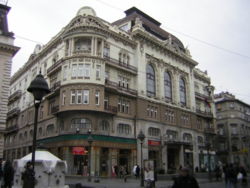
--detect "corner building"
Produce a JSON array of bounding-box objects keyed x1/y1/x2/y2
[{"x1": 4, "y1": 7, "x2": 216, "y2": 175}]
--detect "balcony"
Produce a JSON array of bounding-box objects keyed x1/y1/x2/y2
[
  {"x1": 51, "y1": 105, "x2": 59, "y2": 114},
  {"x1": 105, "y1": 79, "x2": 137, "y2": 97},
  {"x1": 73, "y1": 50, "x2": 91, "y2": 55},
  {"x1": 7, "y1": 107, "x2": 20, "y2": 119},
  {"x1": 104, "y1": 105, "x2": 117, "y2": 114},
  {"x1": 204, "y1": 127, "x2": 216, "y2": 135},
  {"x1": 47, "y1": 81, "x2": 61, "y2": 98},
  {"x1": 196, "y1": 109, "x2": 213, "y2": 118},
  {"x1": 104, "y1": 56, "x2": 137, "y2": 75},
  {"x1": 195, "y1": 92, "x2": 211, "y2": 100},
  {"x1": 47, "y1": 59, "x2": 62, "y2": 76},
  {"x1": 8, "y1": 90, "x2": 22, "y2": 104},
  {"x1": 5, "y1": 124, "x2": 18, "y2": 133}
]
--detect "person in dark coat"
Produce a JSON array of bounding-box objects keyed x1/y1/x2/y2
[
  {"x1": 224, "y1": 163, "x2": 237, "y2": 188},
  {"x1": 172, "y1": 167, "x2": 199, "y2": 188},
  {"x1": 21, "y1": 161, "x2": 35, "y2": 188},
  {"x1": 135, "y1": 165, "x2": 140, "y2": 179},
  {"x1": 3, "y1": 160, "x2": 14, "y2": 188}
]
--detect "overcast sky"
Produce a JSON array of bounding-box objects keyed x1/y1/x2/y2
[{"x1": 6, "y1": 0, "x2": 250, "y2": 103}]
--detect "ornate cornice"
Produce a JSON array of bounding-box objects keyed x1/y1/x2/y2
[
  {"x1": 0, "y1": 42, "x2": 19, "y2": 56},
  {"x1": 132, "y1": 29, "x2": 198, "y2": 68}
]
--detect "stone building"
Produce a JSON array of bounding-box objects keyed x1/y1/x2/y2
[
  {"x1": 4, "y1": 6, "x2": 216, "y2": 175},
  {"x1": 0, "y1": 3, "x2": 19, "y2": 158},
  {"x1": 215, "y1": 92, "x2": 250, "y2": 168}
]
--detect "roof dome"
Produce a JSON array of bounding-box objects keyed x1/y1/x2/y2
[{"x1": 77, "y1": 6, "x2": 96, "y2": 17}]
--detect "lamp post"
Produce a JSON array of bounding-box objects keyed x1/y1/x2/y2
[
  {"x1": 87, "y1": 129, "x2": 93, "y2": 182},
  {"x1": 206, "y1": 142, "x2": 211, "y2": 181},
  {"x1": 27, "y1": 71, "x2": 50, "y2": 187},
  {"x1": 137, "y1": 130, "x2": 145, "y2": 187}
]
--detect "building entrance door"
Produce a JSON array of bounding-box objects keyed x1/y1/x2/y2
[
  {"x1": 119, "y1": 149, "x2": 131, "y2": 175},
  {"x1": 100, "y1": 147, "x2": 109, "y2": 176},
  {"x1": 167, "y1": 148, "x2": 178, "y2": 173}
]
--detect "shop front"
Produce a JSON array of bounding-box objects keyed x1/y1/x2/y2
[{"x1": 148, "y1": 140, "x2": 161, "y2": 170}]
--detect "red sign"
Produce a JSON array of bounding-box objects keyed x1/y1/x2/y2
[
  {"x1": 72, "y1": 147, "x2": 88, "y2": 155},
  {"x1": 148, "y1": 140, "x2": 161, "y2": 146}
]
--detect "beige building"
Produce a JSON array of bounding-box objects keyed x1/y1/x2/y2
[
  {"x1": 215, "y1": 92, "x2": 250, "y2": 169},
  {"x1": 4, "y1": 7, "x2": 216, "y2": 175},
  {"x1": 0, "y1": 3, "x2": 19, "y2": 158}
]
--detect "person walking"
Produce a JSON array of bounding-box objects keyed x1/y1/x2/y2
[
  {"x1": 3, "y1": 160, "x2": 14, "y2": 188},
  {"x1": 21, "y1": 161, "x2": 35, "y2": 188},
  {"x1": 239, "y1": 166, "x2": 247, "y2": 187},
  {"x1": 135, "y1": 165, "x2": 140, "y2": 179},
  {"x1": 224, "y1": 163, "x2": 237, "y2": 188},
  {"x1": 171, "y1": 167, "x2": 199, "y2": 188}
]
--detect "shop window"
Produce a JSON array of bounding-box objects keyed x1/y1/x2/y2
[
  {"x1": 148, "y1": 127, "x2": 160, "y2": 137},
  {"x1": 71, "y1": 118, "x2": 91, "y2": 130},
  {"x1": 117, "y1": 124, "x2": 131, "y2": 135}
]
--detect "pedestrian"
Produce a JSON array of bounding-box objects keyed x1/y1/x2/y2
[
  {"x1": 171, "y1": 167, "x2": 199, "y2": 188},
  {"x1": 239, "y1": 166, "x2": 247, "y2": 187},
  {"x1": 3, "y1": 160, "x2": 14, "y2": 188},
  {"x1": 135, "y1": 165, "x2": 140, "y2": 179},
  {"x1": 224, "y1": 163, "x2": 237, "y2": 188},
  {"x1": 132, "y1": 164, "x2": 137, "y2": 177},
  {"x1": 215, "y1": 164, "x2": 222, "y2": 181},
  {"x1": 21, "y1": 161, "x2": 35, "y2": 188}
]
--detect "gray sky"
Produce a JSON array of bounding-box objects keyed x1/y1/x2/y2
[{"x1": 7, "y1": 0, "x2": 250, "y2": 103}]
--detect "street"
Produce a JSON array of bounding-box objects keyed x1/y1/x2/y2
[{"x1": 66, "y1": 176, "x2": 249, "y2": 188}]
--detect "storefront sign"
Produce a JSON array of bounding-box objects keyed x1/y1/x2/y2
[
  {"x1": 72, "y1": 147, "x2": 87, "y2": 155},
  {"x1": 148, "y1": 140, "x2": 161, "y2": 146}
]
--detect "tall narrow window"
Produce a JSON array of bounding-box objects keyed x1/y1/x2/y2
[
  {"x1": 77, "y1": 90, "x2": 82, "y2": 104},
  {"x1": 84, "y1": 64, "x2": 90, "y2": 78},
  {"x1": 62, "y1": 92, "x2": 66, "y2": 105},
  {"x1": 96, "y1": 65, "x2": 101, "y2": 80},
  {"x1": 164, "y1": 71, "x2": 172, "y2": 101},
  {"x1": 63, "y1": 65, "x2": 68, "y2": 80},
  {"x1": 83, "y1": 90, "x2": 89, "y2": 104},
  {"x1": 78, "y1": 64, "x2": 84, "y2": 78},
  {"x1": 71, "y1": 64, "x2": 77, "y2": 78},
  {"x1": 71, "y1": 90, "x2": 76, "y2": 104},
  {"x1": 179, "y1": 78, "x2": 186, "y2": 105},
  {"x1": 146, "y1": 64, "x2": 156, "y2": 97},
  {"x1": 103, "y1": 43, "x2": 110, "y2": 58},
  {"x1": 95, "y1": 91, "x2": 100, "y2": 105}
]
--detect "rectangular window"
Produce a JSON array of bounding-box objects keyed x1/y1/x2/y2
[
  {"x1": 71, "y1": 64, "x2": 77, "y2": 78},
  {"x1": 105, "y1": 71, "x2": 109, "y2": 80},
  {"x1": 71, "y1": 90, "x2": 76, "y2": 104},
  {"x1": 77, "y1": 90, "x2": 82, "y2": 104},
  {"x1": 118, "y1": 98, "x2": 121, "y2": 112},
  {"x1": 95, "y1": 91, "x2": 100, "y2": 105},
  {"x1": 84, "y1": 64, "x2": 90, "y2": 78},
  {"x1": 103, "y1": 44, "x2": 110, "y2": 57},
  {"x1": 83, "y1": 90, "x2": 89, "y2": 104},
  {"x1": 96, "y1": 65, "x2": 101, "y2": 80},
  {"x1": 62, "y1": 92, "x2": 66, "y2": 105},
  {"x1": 122, "y1": 99, "x2": 125, "y2": 113},
  {"x1": 78, "y1": 64, "x2": 84, "y2": 78},
  {"x1": 125, "y1": 101, "x2": 130, "y2": 114},
  {"x1": 63, "y1": 65, "x2": 68, "y2": 80}
]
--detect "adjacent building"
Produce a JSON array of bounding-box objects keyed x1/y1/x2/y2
[
  {"x1": 4, "y1": 6, "x2": 216, "y2": 175},
  {"x1": 0, "y1": 3, "x2": 19, "y2": 158},
  {"x1": 215, "y1": 92, "x2": 250, "y2": 169}
]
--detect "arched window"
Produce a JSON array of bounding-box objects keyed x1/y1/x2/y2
[
  {"x1": 24, "y1": 131, "x2": 27, "y2": 141},
  {"x1": 183, "y1": 133, "x2": 192, "y2": 143},
  {"x1": 99, "y1": 120, "x2": 110, "y2": 132},
  {"x1": 117, "y1": 124, "x2": 131, "y2": 135},
  {"x1": 146, "y1": 64, "x2": 156, "y2": 96},
  {"x1": 179, "y1": 78, "x2": 186, "y2": 105},
  {"x1": 30, "y1": 130, "x2": 33, "y2": 138},
  {"x1": 166, "y1": 130, "x2": 178, "y2": 141},
  {"x1": 164, "y1": 71, "x2": 172, "y2": 101},
  {"x1": 71, "y1": 118, "x2": 91, "y2": 130},
  {"x1": 148, "y1": 127, "x2": 160, "y2": 137},
  {"x1": 197, "y1": 136, "x2": 204, "y2": 145},
  {"x1": 38, "y1": 127, "x2": 43, "y2": 137},
  {"x1": 46, "y1": 124, "x2": 55, "y2": 136}
]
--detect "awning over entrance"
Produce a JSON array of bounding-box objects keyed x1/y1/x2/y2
[{"x1": 72, "y1": 147, "x2": 88, "y2": 155}]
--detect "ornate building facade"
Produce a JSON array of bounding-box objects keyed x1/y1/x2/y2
[
  {"x1": 0, "y1": 3, "x2": 19, "y2": 158},
  {"x1": 215, "y1": 92, "x2": 250, "y2": 169},
  {"x1": 4, "y1": 7, "x2": 216, "y2": 175}
]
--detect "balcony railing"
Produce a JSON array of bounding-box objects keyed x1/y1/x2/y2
[
  {"x1": 50, "y1": 81, "x2": 61, "y2": 92},
  {"x1": 5, "y1": 124, "x2": 18, "y2": 133},
  {"x1": 104, "y1": 56, "x2": 137, "y2": 74},
  {"x1": 8, "y1": 90, "x2": 22, "y2": 103},
  {"x1": 47, "y1": 60, "x2": 62, "y2": 75},
  {"x1": 104, "y1": 105, "x2": 117, "y2": 114},
  {"x1": 105, "y1": 79, "x2": 137, "y2": 96},
  {"x1": 51, "y1": 105, "x2": 59, "y2": 114},
  {"x1": 196, "y1": 109, "x2": 213, "y2": 118},
  {"x1": 7, "y1": 107, "x2": 20, "y2": 118},
  {"x1": 73, "y1": 50, "x2": 91, "y2": 55},
  {"x1": 204, "y1": 127, "x2": 216, "y2": 134}
]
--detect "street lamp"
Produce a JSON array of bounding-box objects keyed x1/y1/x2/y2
[
  {"x1": 87, "y1": 129, "x2": 93, "y2": 182},
  {"x1": 27, "y1": 71, "x2": 50, "y2": 187},
  {"x1": 205, "y1": 142, "x2": 211, "y2": 181},
  {"x1": 137, "y1": 130, "x2": 145, "y2": 187}
]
